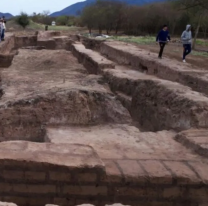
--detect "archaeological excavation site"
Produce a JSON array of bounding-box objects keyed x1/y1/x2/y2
[{"x1": 1, "y1": 31, "x2": 208, "y2": 206}]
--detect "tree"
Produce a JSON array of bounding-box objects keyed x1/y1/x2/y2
[
  {"x1": 56, "y1": 16, "x2": 69, "y2": 25},
  {"x1": 175, "y1": 0, "x2": 208, "y2": 10},
  {"x1": 42, "y1": 10, "x2": 50, "y2": 17},
  {"x1": 175, "y1": 0, "x2": 207, "y2": 49},
  {"x1": 15, "y1": 12, "x2": 30, "y2": 29},
  {"x1": 81, "y1": 5, "x2": 97, "y2": 34}
]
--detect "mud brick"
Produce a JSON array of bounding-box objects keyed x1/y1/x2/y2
[
  {"x1": 63, "y1": 185, "x2": 107, "y2": 195},
  {"x1": 1, "y1": 197, "x2": 27, "y2": 206},
  {"x1": 28, "y1": 197, "x2": 53, "y2": 206},
  {"x1": 53, "y1": 197, "x2": 75, "y2": 206},
  {"x1": 163, "y1": 187, "x2": 184, "y2": 199},
  {"x1": 49, "y1": 172, "x2": 71, "y2": 182},
  {"x1": 117, "y1": 160, "x2": 147, "y2": 184},
  {"x1": 103, "y1": 160, "x2": 122, "y2": 183},
  {"x1": 188, "y1": 161, "x2": 208, "y2": 184},
  {"x1": 1, "y1": 170, "x2": 24, "y2": 180},
  {"x1": 25, "y1": 171, "x2": 46, "y2": 181},
  {"x1": 163, "y1": 161, "x2": 201, "y2": 185},
  {"x1": 189, "y1": 188, "x2": 208, "y2": 202},
  {"x1": 75, "y1": 173, "x2": 97, "y2": 182},
  {"x1": 115, "y1": 186, "x2": 161, "y2": 198},
  {"x1": 140, "y1": 160, "x2": 172, "y2": 184},
  {"x1": 12, "y1": 184, "x2": 56, "y2": 194},
  {"x1": 0, "y1": 183, "x2": 13, "y2": 193}
]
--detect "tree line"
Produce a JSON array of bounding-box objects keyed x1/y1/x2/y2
[
  {"x1": 81, "y1": 0, "x2": 208, "y2": 39},
  {"x1": 14, "y1": 0, "x2": 208, "y2": 49}
]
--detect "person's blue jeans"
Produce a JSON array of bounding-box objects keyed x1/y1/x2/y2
[
  {"x1": 1, "y1": 29, "x2": 5, "y2": 40},
  {"x1": 183, "y1": 44, "x2": 191, "y2": 60}
]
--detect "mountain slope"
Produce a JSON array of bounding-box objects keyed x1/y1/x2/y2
[
  {"x1": 0, "y1": 12, "x2": 13, "y2": 19},
  {"x1": 50, "y1": 0, "x2": 167, "y2": 17}
]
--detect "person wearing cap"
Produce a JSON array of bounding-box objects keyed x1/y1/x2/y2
[
  {"x1": 156, "y1": 25, "x2": 171, "y2": 59},
  {"x1": 181, "y1": 25, "x2": 192, "y2": 63}
]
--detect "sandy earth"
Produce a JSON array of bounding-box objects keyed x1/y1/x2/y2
[
  {"x1": 1, "y1": 31, "x2": 208, "y2": 205},
  {"x1": 1, "y1": 49, "x2": 108, "y2": 103},
  {"x1": 137, "y1": 43, "x2": 208, "y2": 69}
]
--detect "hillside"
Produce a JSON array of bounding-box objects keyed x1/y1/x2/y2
[
  {"x1": 0, "y1": 12, "x2": 13, "y2": 19},
  {"x1": 50, "y1": 0, "x2": 167, "y2": 17}
]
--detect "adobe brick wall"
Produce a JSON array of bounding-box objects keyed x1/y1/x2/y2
[
  {"x1": 175, "y1": 129, "x2": 208, "y2": 158},
  {"x1": 53, "y1": 36, "x2": 74, "y2": 50},
  {"x1": 0, "y1": 54, "x2": 15, "y2": 68},
  {"x1": 0, "y1": 141, "x2": 208, "y2": 206},
  {"x1": 71, "y1": 43, "x2": 115, "y2": 75},
  {"x1": 38, "y1": 31, "x2": 61, "y2": 40},
  {"x1": 1, "y1": 159, "x2": 207, "y2": 206},
  {"x1": 37, "y1": 40, "x2": 56, "y2": 50},
  {"x1": 100, "y1": 41, "x2": 208, "y2": 96},
  {"x1": 103, "y1": 67, "x2": 208, "y2": 131},
  {"x1": 0, "y1": 35, "x2": 15, "y2": 54},
  {"x1": 0, "y1": 142, "x2": 107, "y2": 206},
  {"x1": 0, "y1": 90, "x2": 130, "y2": 141},
  {"x1": 81, "y1": 36, "x2": 106, "y2": 52},
  {"x1": 15, "y1": 36, "x2": 37, "y2": 49}
]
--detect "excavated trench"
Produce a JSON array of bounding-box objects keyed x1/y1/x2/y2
[{"x1": 1, "y1": 32, "x2": 208, "y2": 206}]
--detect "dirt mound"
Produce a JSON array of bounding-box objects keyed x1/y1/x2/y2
[
  {"x1": 37, "y1": 31, "x2": 61, "y2": 40},
  {"x1": 0, "y1": 49, "x2": 130, "y2": 142}
]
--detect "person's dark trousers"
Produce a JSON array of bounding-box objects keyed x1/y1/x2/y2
[
  {"x1": 158, "y1": 42, "x2": 166, "y2": 58},
  {"x1": 183, "y1": 44, "x2": 191, "y2": 60},
  {"x1": 1, "y1": 29, "x2": 5, "y2": 40}
]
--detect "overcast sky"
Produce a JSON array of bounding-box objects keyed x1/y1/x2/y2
[{"x1": 1, "y1": 0, "x2": 84, "y2": 15}]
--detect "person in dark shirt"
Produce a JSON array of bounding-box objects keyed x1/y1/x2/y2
[{"x1": 156, "y1": 25, "x2": 171, "y2": 59}]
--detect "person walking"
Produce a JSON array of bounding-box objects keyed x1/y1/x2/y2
[
  {"x1": 156, "y1": 25, "x2": 171, "y2": 59},
  {"x1": 181, "y1": 25, "x2": 192, "y2": 63}
]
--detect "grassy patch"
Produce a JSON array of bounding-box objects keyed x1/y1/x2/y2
[
  {"x1": 48, "y1": 25, "x2": 77, "y2": 31},
  {"x1": 196, "y1": 39, "x2": 208, "y2": 47},
  {"x1": 28, "y1": 21, "x2": 44, "y2": 30},
  {"x1": 111, "y1": 36, "x2": 155, "y2": 45},
  {"x1": 7, "y1": 19, "x2": 77, "y2": 31},
  {"x1": 191, "y1": 51, "x2": 208, "y2": 57}
]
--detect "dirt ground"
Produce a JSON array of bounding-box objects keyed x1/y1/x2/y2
[
  {"x1": 137, "y1": 43, "x2": 208, "y2": 69},
  {"x1": 1, "y1": 31, "x2": 208, "y2": 205}
]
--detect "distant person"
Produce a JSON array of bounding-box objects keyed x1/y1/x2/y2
[
  {"x1": 156, "y1": 25, "x2": 171, "y2": 59},
  {"x1": 0, "y1": 19, "x2": 3, "y2": 43},
  {"x1": 1, "y1": 17, "x2": 6, "y2": 41},
  {"x1": 181, "y1": 25, "x2": 192, "y2": 63}
]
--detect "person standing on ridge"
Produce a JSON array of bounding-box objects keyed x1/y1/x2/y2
[
  {"x1": 0, "y1": 19, "x2": 3, "y2": 43},
  {"x1": 181, "y1": 25, "x2": 192, "y2": 63},
  {"x1": 156, "y1": 25, "x2": 171, "y2": 59},
  {"x1": 1, "y1": 16, "x2": 6, "y2": 41}
]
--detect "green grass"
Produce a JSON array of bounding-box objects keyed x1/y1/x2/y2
[
  {"x1": 7, "y1": 19, "x2": 77, "y2": 31},
  {"x1": 191, "y1": 51, "x2": 208, "y2": 57},
  {"x1": 196, "y1": 39, "x2": 208, "y2": 47},
  {"x1": 47, "y1": 25, "x2": 77, "y2": 31},
  {"x1": 111, "y1": 36, "x2": 208, "y2": 48},
  {"x1": 29, "y1": 21, "x2": 77, "y2": 31},
  {"x1": 28, "y1": 20, "x2": 44, "y2": 30},
  {"x1": 173, "y1": 48, "x2": 208, "y2": 57},
  {"x1": 111, "y1": 36, "x2": 155, "y2": 45}
]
